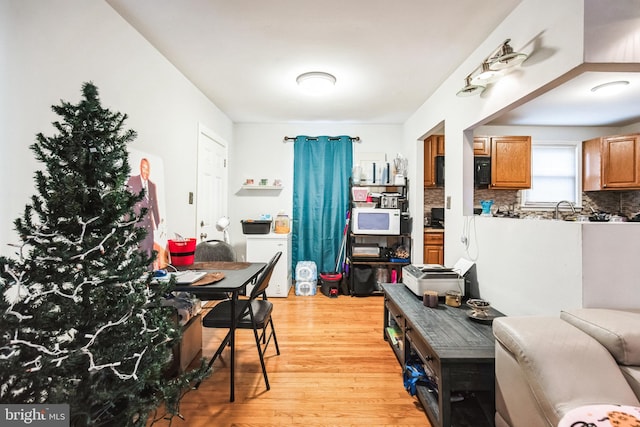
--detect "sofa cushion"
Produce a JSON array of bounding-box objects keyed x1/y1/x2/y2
[
  {"x1": 560, "y1": 309, "x2": 640, "y2": 366},
  {"x1": 493, "y1": 316, "x2": 639, "y2": 424},
  {"x1": 620, "y1": 366, "x2": 640, "y2": 399}
]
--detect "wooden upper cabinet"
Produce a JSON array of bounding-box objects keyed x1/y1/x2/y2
[
  {"x1": 424, "y1": 136, "x2": 435, "y2": 187},
  {"x1": 583, "y1": 137, "x2": 603, "y2": 191},
  {"x1": 603, "y1": 134, "x2": 640, "y2": 189},
  {"x1": 490, "y1": 136, "x2": 531, "y2": 189},
  {"x1": 473, "y1": 136, "x2": 491, "y2": 156},
  {"x1": 424, "y1": 135, "x2": 444, "y2": 187},
  {"x1": 435, "y1": 135, "x2": 445, "y2": 156},
  {"x1": 583, "y1": 134, "x2": 640, "y2": 190}
]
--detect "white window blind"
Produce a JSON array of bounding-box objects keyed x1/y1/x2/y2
[{"x1": 522, "y1": 142, "x2": 581, "y2": 208}]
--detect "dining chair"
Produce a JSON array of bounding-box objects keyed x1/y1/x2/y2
[
  {"x1": 194, "y1": 239, "x2": 237, "y2": 262},
  {"x1": 200, "y1": 251, "x2": 282, "y2": 392},
  {"x1": 193, "y1": 239, "x2": 237, "y2": 301}
]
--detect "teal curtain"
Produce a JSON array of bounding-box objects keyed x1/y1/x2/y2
[{"x1": 292, "y1": 136, "x2": 353, "y2": 274}]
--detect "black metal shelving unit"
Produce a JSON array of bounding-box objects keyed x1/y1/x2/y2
[{"x1": 346, "y1": 178, "x2": 412, "y2": 296}]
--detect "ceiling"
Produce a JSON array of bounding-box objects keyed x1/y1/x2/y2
[
  {"x1": 106, "y1": 0, "x2": 521, "y2": 124},
  {"x1": 488, "y1": 70, "x2": 640, "y2": 127},
  {"x1": 106, "y1": 0, "x2": 640, "y2": 127}
]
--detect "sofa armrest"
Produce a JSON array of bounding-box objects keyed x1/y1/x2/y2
[{"x1": 493, "y1": 316, "x2": 639, "y2": 426}]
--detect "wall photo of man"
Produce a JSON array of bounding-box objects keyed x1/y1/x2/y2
[{"x1": 127, "y1": 150, "x2": 168, "y2": 269}]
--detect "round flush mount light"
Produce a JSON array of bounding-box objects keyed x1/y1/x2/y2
[
  {"x1": 296, "y1": 71, "x2": 336, "y2": 95},
  {"x1": 590, "y1": 80, "x2": 630, "y2": 94}
]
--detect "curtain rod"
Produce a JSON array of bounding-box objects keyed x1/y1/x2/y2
[{"x1": 283, "y1": 136, "x2": 360, "y2": 143}]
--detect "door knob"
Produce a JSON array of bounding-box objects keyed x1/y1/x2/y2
[{"x1": 200, "y1": 233, "x2": 207, "y2": 240}]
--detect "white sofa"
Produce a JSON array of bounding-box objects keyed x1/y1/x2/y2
[{"x1": 492, "y1": 308, "x2": 640, "y2": 427}]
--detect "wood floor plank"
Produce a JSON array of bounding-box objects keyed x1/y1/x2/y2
[{"x1": 149, "y1": 289, "x2": 430, "y2": 426}]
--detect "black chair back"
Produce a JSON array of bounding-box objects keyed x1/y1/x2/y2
[
  {"x1": 249, "y1": 251, "x2": 282, "y2": 299},
  {"x1": 194, "y1": 239, "x2": 237, "y2": 262}
]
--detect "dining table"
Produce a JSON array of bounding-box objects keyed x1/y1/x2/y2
[{"x1": 173, "y1": 261, "x2": 266, "y2": 402}]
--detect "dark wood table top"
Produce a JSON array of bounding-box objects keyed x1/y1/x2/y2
[{"x1": 382, "y1": 283, "x2": 503, "y2": 361}]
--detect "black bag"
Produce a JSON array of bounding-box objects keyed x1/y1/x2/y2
[{"x1": 351, "y1": 265, "x2": 375, "y2": 296}]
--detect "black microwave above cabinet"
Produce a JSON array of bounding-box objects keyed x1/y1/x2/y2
[{"x1": 474, "y1": 157, "x2": 491, "y2": 187}]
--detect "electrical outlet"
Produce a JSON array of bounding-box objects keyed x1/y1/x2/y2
[
  {"x1": 446, "y1": 196, "x2": 451, "y2": 209},
  {"x1": 188, "y1": 192, "x2": 194, "y2": 204}
]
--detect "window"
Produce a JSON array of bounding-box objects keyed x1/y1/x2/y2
[{"x1": 521, "y1": 142, "x2": 581, "y2": 209}]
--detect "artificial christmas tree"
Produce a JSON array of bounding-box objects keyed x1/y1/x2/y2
[{"x1": 0, "y1": 82, "x2": 208, "y2": 426}]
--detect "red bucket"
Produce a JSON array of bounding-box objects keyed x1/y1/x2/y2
[
  {"x1": 320, "y1": 272, "x2": 342, "y2": 297},
  {"x1": 168, "y1": 238, "x2": 197, "y2": 266}
]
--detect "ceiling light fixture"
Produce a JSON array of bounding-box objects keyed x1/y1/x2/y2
[
  {"x1": 457, "y1": 38, "x2": 527, "y2": 97},
  {"x1": 590, "y1": 80, "x2": 630, "y2": 94},
  {"x1": 456, "y1": 77, "x2": 486, "y2": 97},
  {"x1": 470, "y1": 62, "x2": 503, "y2": 85},
  {"x1": 487, "y1": 39, "x2": 528, "y2": 71},
  {"x1": 296, "y1": 71, "x2": 336, "y2": 95}
]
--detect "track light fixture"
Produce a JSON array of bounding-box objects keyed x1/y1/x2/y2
[
  {"x1": 488, "y1": 39, "x2": 528, "y2": 70},
  {"x1": 456, "y1": 77, "x2": 485, "y2": 97},
  {"x1": 457, "y1": 38, "x2": 527, "y2": 97}
]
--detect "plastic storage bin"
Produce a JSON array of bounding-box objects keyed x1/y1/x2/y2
[{"x1": 241, "y1": 220, "x2": 272, "y2": 234}]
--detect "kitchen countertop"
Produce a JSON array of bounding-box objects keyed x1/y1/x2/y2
[{"x1": 424, "y1": 227, "x2": 445, "y2": 232}]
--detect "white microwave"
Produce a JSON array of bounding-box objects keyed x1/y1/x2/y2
[{"x1": 351, "y1": 208, "x2": 401, "y2": 235}]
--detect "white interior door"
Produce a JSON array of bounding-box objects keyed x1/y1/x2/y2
[{"x1": 196, "y1": 124, "x2": 228, "y2": 242}]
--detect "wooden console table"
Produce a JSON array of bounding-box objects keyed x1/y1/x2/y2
[{"x1": 382, "y1": 283, "x2": 502, "y2": 427}]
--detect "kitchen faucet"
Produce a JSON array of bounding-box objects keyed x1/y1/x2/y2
[{"x1": 554, "y1": 200, "x2": 576, "y2": 220}]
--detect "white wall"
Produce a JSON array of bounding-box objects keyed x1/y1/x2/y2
[
  {"x1": 403, "y1": 0, "x2": 640, "y2": 316},
  {"x1": 230, "y1": 122, "x2": 404, "y2": 257},
  {"x1": 582, "y1": 223, "x2": 640, "y2": 309},
  {"x1": 0, "y1": 0, "x2": 232, "y2": 257},
  {"x1": 4, "y1": 0, "x2": 638, "y2": 315},
  {"x1": 467, "y1": 217, "x2": 584, "y2": 316}
]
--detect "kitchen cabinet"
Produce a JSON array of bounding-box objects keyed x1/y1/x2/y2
[
  {"x1": 473, "y1": 136, "x2": 491, "y2": 156},
  {"x1": 489, "y1": 136, "x2": 531, "y2": 189},
  {"x1": 424, "y1": 135, "x2": 444, "y2": 187},
  {"x1": 583, "y1": 134, "x2": 640, "y2": 191},
  {"x1": 424, "y1": 231, "x2": 444, "y2": 265},
  {"x1": 246, "y1": 232, "x2": 292, "y2": 297}
]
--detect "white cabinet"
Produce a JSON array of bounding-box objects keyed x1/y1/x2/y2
[{"x1": 246, "y1": 232, "x2": 292, "y2": 297}]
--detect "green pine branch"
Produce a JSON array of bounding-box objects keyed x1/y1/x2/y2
[{"x1": 0, "y1": 82, "x2": 209, "y2": 426}]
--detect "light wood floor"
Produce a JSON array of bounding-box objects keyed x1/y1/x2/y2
[{"x1": 150, "y1": 289, "x2": 430, "y2": 426}]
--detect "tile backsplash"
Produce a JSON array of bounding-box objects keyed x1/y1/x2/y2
[{"x1": 424, "y1": 188, "x2": 640, "y2": 222}]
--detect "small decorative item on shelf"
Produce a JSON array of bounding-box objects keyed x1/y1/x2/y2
[
  {"x1": 445, "y1": 290, "x2": 462, "y2": 307},
  {"x1": 480, "y1": 199, "x2": 494, "y2": 216},
  {"x1": 391, "y1": 245, "x2": 410, "y2": 262},
  {"x1": 274, "y1": 212, "x2": 290, "y2": 234},
  {"x1": 467, "y1": 299, "x2": 491, "y2": 317},
  {"x1": 466, "y1": 298, "x2": 498, "y2": 322},
  {"x1": 393, "y1": 154, "x2": 408, "y2": 185}
]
